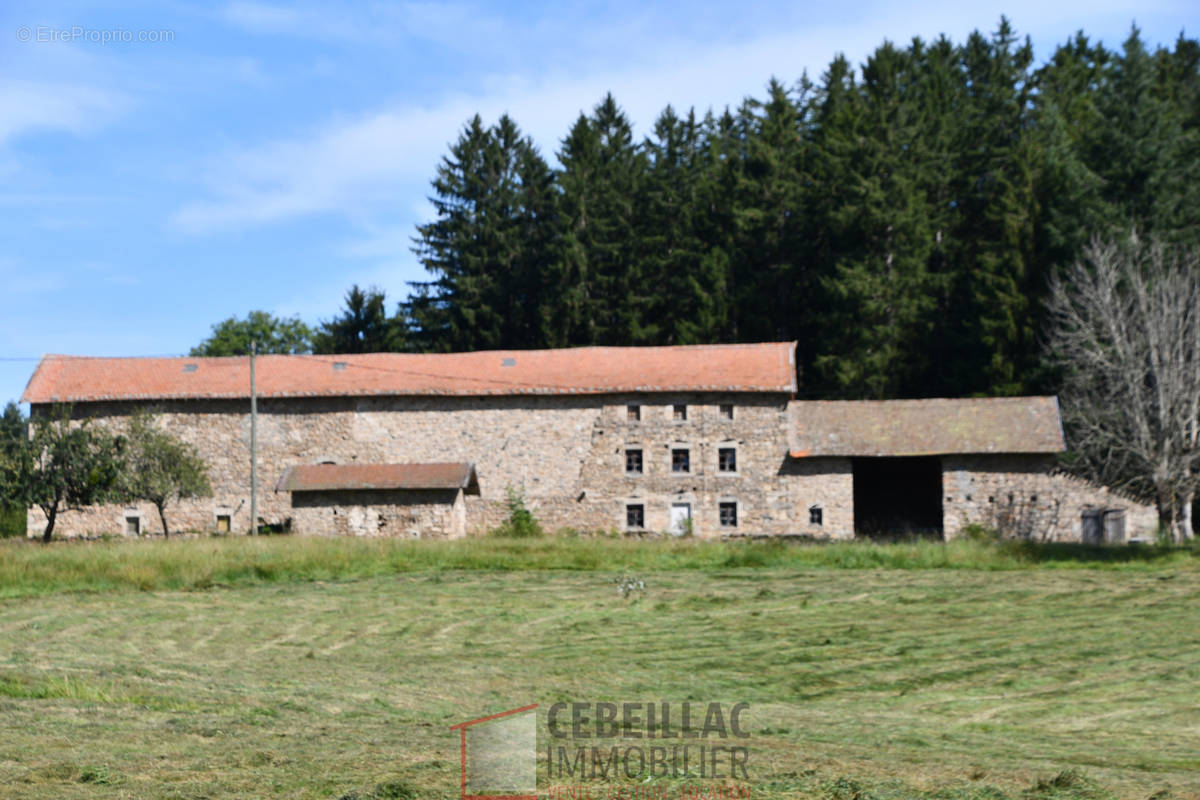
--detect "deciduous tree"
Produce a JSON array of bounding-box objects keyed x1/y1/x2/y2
[
  {"x1": 1045, "y1": 236, "x2": 1200, "y2": 540},
  {"x1": 0, "y1": 408, "x2": 125, "y2": 543},
  {"x1": 119, "y1": 412, "x2": 212, "y2": 538},
  {"x1": 191, "y1": 311, "x2": 312, "y2": 356}
]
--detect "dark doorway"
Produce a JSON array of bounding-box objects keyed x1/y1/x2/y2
[{"x1": 852, "y1": 457, "x2": 943, "y2": 539}]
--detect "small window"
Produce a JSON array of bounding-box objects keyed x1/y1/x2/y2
[
  {"x1": 627, "y1": 404, "x2": 640, "y2": 421},
  {"x1": 809, "y1": 506, "x2": 823, "y2": 526},
  {"x1": 125, "y1": 515, "x2": 141, "y2": 536},
  {"x1": 718, "y1": 447, "x2": 737, "y2": 472},
  {"x1": 719, "y1": 502, "x2": 738, "y2": 527},
  {"x1": 673, "y1": 404, "x2": 687, "y2": 421},
  {"x1": 625, "y1": 449, "x2": 643, "y2": 474},
  {"x1": 626, "y1": 504, "x2": 645, "y2": 530},
  {"x1": 671, "y1": 448, "x2": 690, "y2": 473},
  {"x1": 720, "y1": 404, "x2": 734, "y2": 419},
  {"x1": 216, "y1": 514, "x2": 231, "y2": 533}
]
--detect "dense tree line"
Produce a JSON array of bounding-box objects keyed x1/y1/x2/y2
[
  {"x1": 194, "y1": 21, "x2": 1197, "y2": 403},
  {"x1": 402, "y1": 21, "x2": 1198, "y2": 399}
]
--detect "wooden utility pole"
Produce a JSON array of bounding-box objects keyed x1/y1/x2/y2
[{"x1": 249, "y1": 340, "x2": 258, "y2": 536}]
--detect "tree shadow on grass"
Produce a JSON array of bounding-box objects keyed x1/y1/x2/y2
[{"x1": 998, "y1": 538, "x2": 1198, "y2": 566}]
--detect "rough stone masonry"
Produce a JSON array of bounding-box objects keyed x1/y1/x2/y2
[{"x1": 20, "y1": 343, "x2": 1156, "y2": 541}]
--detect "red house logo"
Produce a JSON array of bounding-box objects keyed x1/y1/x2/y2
[{"x1": 450, "y1": 703, "x2": 538, "y2": 800}]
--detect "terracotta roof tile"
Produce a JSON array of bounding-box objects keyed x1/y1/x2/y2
[
  {"x1": 276, "y1": 463, "x2": 480, "y2": 494},
  {"x1": 789, "y1": 396, "x2": 1065, "y2": 457},
  {"x1": 22, "y1": 343, "x2": 797, "y2": 403}
]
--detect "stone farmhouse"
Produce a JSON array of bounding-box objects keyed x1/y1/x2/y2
[{"x1": 21, "y1": 342, "x2": 1155, "y2": 542}]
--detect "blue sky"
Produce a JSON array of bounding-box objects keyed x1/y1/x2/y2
[{"x1": 1, "y1": 0, "x2": 1196, "y2": 407}]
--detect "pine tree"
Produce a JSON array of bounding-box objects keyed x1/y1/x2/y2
[
  {"x1": 1154, "y1": 34, "x2": 1200, "y2": 244},
  {"x1": 944, "y1": 20, "x2": 1041, "y2": 396},
  {"x1": 553, "y1": 95, "x2": 648, "y2": 346},
  {"x1": 809, "y1": 44, "x2": 942, "y2": 398},
  {"x1": 408, "y1": 114, "x2": 558, "y2": 351},
  {"x1": 725, "y1": 79, "x2": 811, "y2": 349},
  {"x1": 1093, "y1": 29, "x2": 1186, "y2": 235},
  {"x1": 313, "y1": 285, "x2": 405, "y2": 354},
  {"x1": 638, "y1": 106, "x2": 728, "y2": 344}
]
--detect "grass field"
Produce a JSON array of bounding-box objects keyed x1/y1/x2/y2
[{"x1": 0, "y1": 536, "x2": 1197, "y2": 799}]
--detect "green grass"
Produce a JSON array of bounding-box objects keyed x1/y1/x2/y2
[
  {"x1": 0, "y1": 535, "x2": 1197, "y2": 598},
  {"x1": 0, "y1": 538, "x2": 1197, "y2": 799}
]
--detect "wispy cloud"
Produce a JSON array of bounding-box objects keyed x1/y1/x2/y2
[
  {"x1": 218, "y1": 0, "x2": 509, "y2": 48},
  {"x1": 169, "y1": 100, "x2": 473, "y2": 233},
  {"x1": 168, "y1": 18, "x2": 901, "y2": 234},
  {"x1": 0, "y1": 80, "x2": 128, "y2": 145},
  {"x1": 0, "y1": 258, "x2": 67, "y2": 294},
  {"x1": 175, "y1": 0, "x2": 1196, "y2": 237}
]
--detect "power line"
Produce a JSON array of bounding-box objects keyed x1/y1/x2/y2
[{"x1": 0, "y1": 354, "x2": 187, "y2": 361}]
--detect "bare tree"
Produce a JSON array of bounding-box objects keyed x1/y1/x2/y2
[{"x1": 1045, "y1": 236, "x2": 1200, "y2": 541}]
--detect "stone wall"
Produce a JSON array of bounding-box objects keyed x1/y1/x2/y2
[
  {"x1": 779, "y1": 457, "x2": 855, "y2": 539},
  {"x1": 29, "y1": 392, "x2": 804, "y2": 539},
  {"x1": 579, "y1": 394, "x2": 804, "y2": 538},
  {"x1": 25, "y1": 398, "x2": 1156, "y2": 543},
  {"x1": 942, "y1": 454, "x2": 1158, "y2": 542},
  {"x1": 290, "y1": 488, "x2": 465, "y2": 538}
]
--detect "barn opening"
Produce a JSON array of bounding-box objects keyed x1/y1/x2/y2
[{"x1": 852, "y1": 456, "x2": 943, "y2": 539}]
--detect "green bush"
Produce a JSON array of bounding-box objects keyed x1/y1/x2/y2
[
  {"x1": 490, "y1": 487, "x2": 543, "y2": 538},
  {"x1": 961, "y1": 522, "x2": 1000, "y2": 543}
]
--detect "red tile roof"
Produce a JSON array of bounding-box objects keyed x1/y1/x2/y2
[
  {"x1": 789, "y1": 396, "x2": 1066, "y2": 457},
  {"x1": 276, "y1": 463, "x2": 480, "y2": 494},
  {"x1": 22, "y1": 343, "x2": 797, "y2": 403}
]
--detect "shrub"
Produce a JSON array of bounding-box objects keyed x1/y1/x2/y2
[
  {"x1": 961, "y1": 523, "x2": 1000, "y2": 543},
  {"x1": 490, "y1": 487, "x2": 543, "y2": 538},
  {"x1": 677, "y1": 516, "x2": 695, "y2": 538}
]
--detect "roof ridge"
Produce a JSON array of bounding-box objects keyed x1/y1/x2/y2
[
  {"x1": 24, "y1": 343, "x2": 798, "y2": 403},
  {"x1": 40, "y1": 341, "x2": 794, "y2": 362}
]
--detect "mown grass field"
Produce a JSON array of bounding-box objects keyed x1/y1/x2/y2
[{"x1": 0, "y1": 536, "x2": 1197, "y2": 800}]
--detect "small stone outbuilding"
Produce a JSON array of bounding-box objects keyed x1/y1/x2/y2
[
  {"x1": 789, "y1": 397, "x2": 1157, "y2": 542},
  {"x1": 276, "y1": 462, "x2": 480, "y2": 538}
]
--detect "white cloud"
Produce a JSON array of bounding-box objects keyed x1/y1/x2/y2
[
  {"x1": 0, "y1": 259, "x2": 66, "y2": 295},
  {"x1": 170, "y1": 100, "x2": 475, "y2": 233},
  {"x1": 218, "y1": 0, "x2": 507, "y2": 48},
  {"x1": 220, "y1": 2, "x2": 308, "y2": 34},
  {"x1": 177, "y1": 0, "x2": 1194, "y2": 234},
  {"x1": 164, "y1": 19, "x2": 878, "y2": 234},
  {"x1": 0, "y1": 80, "x2": 127, "y2": 145}
]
